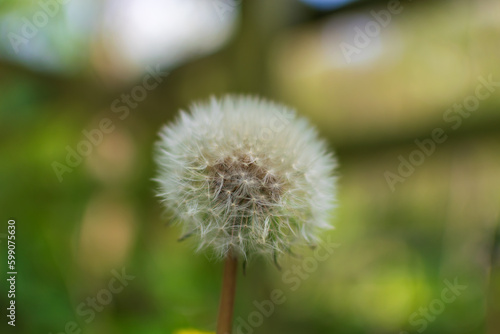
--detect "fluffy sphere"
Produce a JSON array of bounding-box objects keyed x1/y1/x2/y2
[{"x1": 155, "y1": 95, "x2": 337, "y2": 260}]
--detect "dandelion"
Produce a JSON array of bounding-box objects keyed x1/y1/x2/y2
[{"x1": 154, "y1": 95, "x2": 337, "y2": 333}]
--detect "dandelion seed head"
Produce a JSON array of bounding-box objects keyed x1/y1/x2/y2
[{"x1": 155, "y1": 95, "x2": 337, "y2": 261}]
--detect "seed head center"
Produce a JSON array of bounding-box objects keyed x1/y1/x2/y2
[{"x1": 207, "y1": 153, "x2": 283, "y2": 208}]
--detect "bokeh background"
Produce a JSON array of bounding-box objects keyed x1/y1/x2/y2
[{"x1": 1, "y1": 0, "x2": 499, "y2": 333}]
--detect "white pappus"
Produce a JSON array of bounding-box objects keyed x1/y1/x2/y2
[{"x1": 154, "y1": 95, "x2": 337, "y2": 262}]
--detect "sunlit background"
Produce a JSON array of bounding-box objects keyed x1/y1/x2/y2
[{"x1": 1, "y1": 0, "x2": 499, "y2": 333}]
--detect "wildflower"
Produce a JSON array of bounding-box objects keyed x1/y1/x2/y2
[
  {"x1": 155, "y1": 95, "x2": 337, "y2": 261},
  {"x1": 174, "y1": 330, "x2": 214, "y2": 334}
]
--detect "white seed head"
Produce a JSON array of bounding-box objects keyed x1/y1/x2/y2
[{"x1": 154, "y1": 95, "x2": 337, "y2": 261}]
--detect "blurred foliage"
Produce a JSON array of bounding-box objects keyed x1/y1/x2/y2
[{"x1": 0, "y1": 0, "x2": 499, "y2": 334}]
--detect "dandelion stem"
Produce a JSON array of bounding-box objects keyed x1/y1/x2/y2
[{"x1": 216, "y1": 252, "x2": 238, "y2": 334}]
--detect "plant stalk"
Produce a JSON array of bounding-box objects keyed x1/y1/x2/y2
[{"x1": 216, "y1": 252, "x2": 238, "y2": 334}]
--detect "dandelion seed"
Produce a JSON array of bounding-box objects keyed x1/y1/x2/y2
[{"x1": 154, "y1": 95, "x2": 337, "y2": 261}]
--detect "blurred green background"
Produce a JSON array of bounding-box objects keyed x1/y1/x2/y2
[{"x1": 1, "y1": 0, "x2": 499, "y2": 333}]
